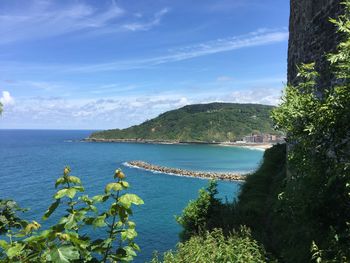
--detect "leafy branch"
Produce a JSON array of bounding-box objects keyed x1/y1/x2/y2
[{"x1": 0, "y1": 167, "x2": 143, "y2": 262}]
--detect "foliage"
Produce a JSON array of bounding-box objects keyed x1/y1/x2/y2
[
  {"x1": 234, "y1": 144, "x2": 287, "y2": 258},
  {"x1": 174, "y1": 147, "x2": 286, "y2": 261},
  {"x1": 175, "y1": 180, "x2": 236, "y2": 241},
  {"x1": 90, "y1": 103, "x2": 277, "y2": 142},
  {"x1": 0, "y1": 200, "x2": 28, "y2": 236},
  {"x1": 0, "y1": 102, "x2": 2, "y2": 115},
  {"x1": 0, "y1": 167, "x2": 143, "y2": 262},
  {"x1": 150, "y1": 228, "x2": 269, "y2": 263},
  {"x1": 270, "y1": 2, "x2": 350, "y2": 261}
]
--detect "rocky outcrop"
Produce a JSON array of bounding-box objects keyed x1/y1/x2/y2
[{"x1": 125, "y1": 161, "x2": 246, "y2": 182}]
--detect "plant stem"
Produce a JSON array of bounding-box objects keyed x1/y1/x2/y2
[{"x1": 102, "y1": 180, "x2": 121, "y2": 263}]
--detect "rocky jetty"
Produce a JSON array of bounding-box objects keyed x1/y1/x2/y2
[{"x1": 126, "y1": 161, "x2": 246, "y2": 182}]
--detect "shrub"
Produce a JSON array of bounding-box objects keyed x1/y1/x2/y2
[
  {"x1": 150, "y1": 228, "x2": 269, "y2": 263},
  {"x1": 0, "y1": 167, "x2": 143, "y2": 262},
  {"x1": 271, "y1": 1, "x2": 350, "y2": 261},
  {"x1": 175, "y1": 180, "x2": 236, "y2": 241}
]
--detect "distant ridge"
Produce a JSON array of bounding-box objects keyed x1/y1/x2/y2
[{"x1": 88, "y1": 102, "x2": 277, "y2": 143}]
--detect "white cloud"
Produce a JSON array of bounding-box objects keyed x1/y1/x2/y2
[
  {"x1": 228, "y1": 88, "x2": 281, "y2": 105},
  {"x1": 0, "y1": 95, "x2": 192, "y2": 129},
  {"x1": 0, "y1": 1, "x2": 168, "y2": 44},
  {"x1": 122, "y1": 8, "x2": 169, "y2": 31},
  {"x1": 0, "y1": 1, "x2": 124, "y2": 44},
  {"x1": 165, "y1": 28, "x2": 288, "y2": 61},
  {"x1": 0, "y1": 86, "x2": 283, "y2": 129},
  {"x1": 0, "y1": 91, "x2": 15, "y2": 106},
  {"x1": 69, "y1": 28, "x2": 288, "y2": 73},
  {"x1": 0, "y1": 27, "x2": 287, "y2": 74}
]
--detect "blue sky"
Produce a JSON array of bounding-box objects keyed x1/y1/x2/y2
[{"x1": 0, "y1": 0, "x2": 289, "y2": 129}]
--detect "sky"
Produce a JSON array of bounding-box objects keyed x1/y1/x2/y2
[{"x1": 0, "y1": 0, "x2": 290, "y2": 129}]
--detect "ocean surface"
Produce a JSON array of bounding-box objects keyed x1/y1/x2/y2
[{"x1": 0, "y1": 130, "x2": 264, "y2": 262}]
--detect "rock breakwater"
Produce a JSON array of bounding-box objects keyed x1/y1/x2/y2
[{"x1": 126, "y1": 161, "x2": 246, "y2": 182}]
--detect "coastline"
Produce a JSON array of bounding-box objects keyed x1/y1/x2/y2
[
  {"x1": 218, "y1": 142, "x2": 273, "y2": 151},
  {"x1": 84, "y1": 138, "x2": 273, "y2": 151},
  {"x1": 124, "y1": 161, "x2": 246, "y2": 182}
]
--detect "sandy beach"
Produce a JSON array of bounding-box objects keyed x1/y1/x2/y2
[
  {"x1": 85, "y1": 138, "x2": 274, "y2": 151},
  {"x1": 218, "y1": 142, "x2": 273, "y2": 151}
]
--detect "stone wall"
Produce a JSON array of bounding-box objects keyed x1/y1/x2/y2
[{"x1": 288, "y1": 0, "x2": 344, "y2": 89}]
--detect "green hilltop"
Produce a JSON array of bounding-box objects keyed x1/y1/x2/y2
[{"x1": 89, "y1": 102, "x2": 277, "y2": 142}]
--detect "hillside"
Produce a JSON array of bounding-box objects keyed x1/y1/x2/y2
[{"x1": 89, "y1": 103, "x2": 277, "y2": 142}]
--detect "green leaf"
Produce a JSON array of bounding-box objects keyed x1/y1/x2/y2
[
  {"x1": 54, "y1": 188, "x2": 79, "y2": 199},
  {"x1": 92, "y1": 214, "x2": 107, "y2": 228},
  {"x1": 69, "y1": 234, "x2": 90, "y2": 250},
  {"x1": 66, "y1": 188, "x2": 77, "y2": 199},
  {"x1": 43, "y1": 200, "x2": 60, "y2": 220},
  {"x1": 6, "y1": 243, "x2": 25, "y2": 259},
  {"x1": 105, "y1": 182, "x2": 123, "y2": 193},
  {"x1": 64, "y1": 214, "x2": 77, "y2": 229},
  {"x1": 121, "y1": 181, "x2": 129, "y2": 188},
  {"x1": 67, "y1": 176, "x2": 81, "y2": 185},
  {"x1": 124, "y1": 245, "x2": 137, "y2": 257},
  {"x1": 121, "y1": 228, "x2": 137, "y2": 240},
  {"x1": 128, "y1": 221, "x2": 136, "y2": 228},
  {"x1": 130, "y1": 242, "x2": 140, "y2": 251},
  {"x1": 24, "y1": 230, "x2": 52, "y2": 243},
  {"x1": 54, "y1": 189, "x2": 68, "y2": 199},
  {"x1": 119, "y1": 194, "x2": 144, "y2": 208},
  {"x1": 55, "y1": 177, "x2": 66, "y2": 188},
  {"x1": 91, "y1": 238, "x2": 112, "y2": 252},
  {"x1": 0, "y1": 240, "x2": 8, "y2": 249},
  {"x1": 50, "y1": 246, "x2": 80, "y2": 263},
  {"x1": 92, "y1": 194, "x2": 109, "y2": 203},
  {"x1": 73, "y1": 186, "x2": 84, "y2": 192}
]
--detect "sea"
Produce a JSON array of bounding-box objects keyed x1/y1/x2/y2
[{"x1": 0, "y1": 130, "x2": 264, "y2": 262}]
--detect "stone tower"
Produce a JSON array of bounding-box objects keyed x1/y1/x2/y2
[{"x1": 288, "y1": 0, "x2": 343, "y2": 89}]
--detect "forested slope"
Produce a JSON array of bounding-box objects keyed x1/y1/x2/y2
[{"x1": 89, "y1": 103, "x2": 276, "y2": 142}]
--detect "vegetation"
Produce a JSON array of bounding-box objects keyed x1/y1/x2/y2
[
  {"x1": 153, "y1": 144, "x2": 285, "y2": 262},
  {"x1": 0, "y1": 168, "x2": 143, "y2": 262},
  {"x1": 168, "y1": 145, "x2": 284, "y2": 262},
  {"x1": 90, "y1": 103, "x2": 276, "y2": 142},
  {"x1": 0, "y1": 200, "x2": 28, "y2": 236},
  {"x1": 2, "y1": 1, "x2": 349, "y2": 262},
  {"x1": 233, "y1": 144, "x2": 287, "y2": 259},
  {"x1": 269, "y1": 3, "x2": 350, "y2": 260},
  {"x1": 150, "y1": 228, "x2": 268, "y2": 263},
  {"x1": 175, "y1": 180, "x2": 235, "y2": 241},
  {"x1": 166, "y1": 2, "x2": 350, "y2": 262}
]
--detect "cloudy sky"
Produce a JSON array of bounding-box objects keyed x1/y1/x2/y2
[{"x1": 0, "y1": 0, "x2": 289, "y2": 129}]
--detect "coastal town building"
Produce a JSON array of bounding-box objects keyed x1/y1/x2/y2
[{"x1": 242, "y1": 133, "x2": 284, "y2": 144}]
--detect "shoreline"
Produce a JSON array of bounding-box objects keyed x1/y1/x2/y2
[
  {"x1": 84, "y1": 138, "x2": 273, "y2": 151},
  {"x1": 217, "y1": 142, "x2": 273, "y2": 150},
  {"x1": 124, "y1": 161, "x2": 247, "y2": 182}
]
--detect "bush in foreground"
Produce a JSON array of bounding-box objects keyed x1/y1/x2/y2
[
  {"x1": 150, "y1": 228, "x2": 269, "y2": 263},
  {"x1": 0, "y1": 167, "x2": 143, "y2": 262}
]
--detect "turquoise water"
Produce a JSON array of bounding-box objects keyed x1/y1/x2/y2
[{"x1": 0, "y1": 130, "x2": 264, "y2": 262}]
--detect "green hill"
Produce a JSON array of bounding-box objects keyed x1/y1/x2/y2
[{"x1": 89, "y1": 103, "x2": 277, "y2": 142}]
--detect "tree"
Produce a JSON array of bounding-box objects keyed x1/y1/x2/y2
[{"x1": 272, "y1": 1, "x2": 350, "y2": 261}]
